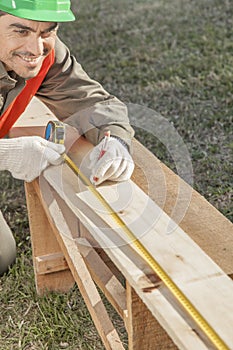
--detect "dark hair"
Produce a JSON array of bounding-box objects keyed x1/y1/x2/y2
[{"x1": 0, "y1": 11, "x2": 6, "y2": 16}]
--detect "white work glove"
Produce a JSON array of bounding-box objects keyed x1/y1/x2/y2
[
  {"x1": 89, "y1": 137, "x2": 134, "y2": 185},
  {"x1": 0, "y1": 136, "x2": 65, "y2": 182}
]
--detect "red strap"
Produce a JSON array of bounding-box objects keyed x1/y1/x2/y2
[{"x1": 0, "y1": 50, "x2": 55, "y2": 138}]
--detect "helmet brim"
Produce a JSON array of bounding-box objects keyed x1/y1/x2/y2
[{"x1": 0, "y1": 8, "x2": 75, "y2": 22}]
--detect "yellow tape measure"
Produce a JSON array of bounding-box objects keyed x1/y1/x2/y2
[
  {"x1": 45, "y1": 120, "x2": 65, "y2": 145},
  {"x1": 45, "y1": 121, "x2": 229, "y2": 350}
]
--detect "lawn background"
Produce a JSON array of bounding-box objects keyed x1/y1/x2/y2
[{"x1": 0, "y1": 0, "x2": 232, "y2": 349}]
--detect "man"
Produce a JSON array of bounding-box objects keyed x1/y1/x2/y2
[{"x1": 0, "y1": 0, "x2": 134, "y2": 275}]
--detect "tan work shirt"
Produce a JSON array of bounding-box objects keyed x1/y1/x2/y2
[{"x1": 0, "y1": 37, "x2": 134, "y2": 147}]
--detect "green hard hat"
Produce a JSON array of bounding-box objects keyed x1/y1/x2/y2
[{"x1": 0, "y1": 0, "x2": 75, "y2": 22}]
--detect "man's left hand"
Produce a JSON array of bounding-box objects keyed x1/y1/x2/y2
[{"x1": 89, "y1": 137, "x2": 134, "y2": 185}]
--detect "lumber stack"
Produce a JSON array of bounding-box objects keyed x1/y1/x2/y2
[{"x1": 11, "y1": 98, "x2": 233, "y2": 349}]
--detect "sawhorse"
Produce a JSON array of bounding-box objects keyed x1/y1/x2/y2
[
  {"x1": 24, "y1": 139, "x2": 233, "y2": 350},
  {"x1": 25, "y1": 176, "x2": 177, "y2": 349},
  {"x1": 11, "y1": 98, "x2": 233, "y2": 349}
]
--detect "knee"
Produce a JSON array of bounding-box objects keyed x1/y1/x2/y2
[
  {"x1": 0, "y1": 239, "x2": 16, "y2": 276},
  {"x1": 0, "y1": 211, "x2": 17, "y2": 275}
]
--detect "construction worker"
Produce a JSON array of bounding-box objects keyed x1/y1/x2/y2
[{"x1": 0, "y1": 0, "x2": 135, "y2": 275}]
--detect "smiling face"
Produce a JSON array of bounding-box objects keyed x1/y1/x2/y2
[{"x1": 0, "y1": 14, "x2": 58, "y2": 79}]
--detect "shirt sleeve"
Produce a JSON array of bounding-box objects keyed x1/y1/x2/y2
[
  {"x1": 36, "y1": 37, "x2": 134, "y2": 147},
  {"x1": 0, "y1": 139, "x2": 10, "y2": 171}
]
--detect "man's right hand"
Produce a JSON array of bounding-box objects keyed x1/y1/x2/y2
[{"x1": 0, "y1": 136, "x2": 65, "y2": 182}]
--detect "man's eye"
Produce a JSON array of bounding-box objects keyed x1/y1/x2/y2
[{"x1": 15, "y1": 30, "x2": 28, "y2": 35}]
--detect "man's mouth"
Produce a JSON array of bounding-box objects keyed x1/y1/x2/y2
[
  {"x1": 20, "y1": 55, "x2": 40, "y2": 63},
  {"x1": 15, "y1": 54, "x2": 43, "y2": 67}
]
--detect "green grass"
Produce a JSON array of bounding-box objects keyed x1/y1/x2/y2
[{"x1": 0, "y1": 0, "x2": 232, "y2": 349}]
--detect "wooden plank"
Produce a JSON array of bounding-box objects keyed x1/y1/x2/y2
[
  {"x1": 42, "y1": 163, "x2": 233, "y2": 350},
  {"x1": 76, "y1": 237, "x2": 127, "y2": 319},
  {"x1": 80, "y1": 222, "x2": 126, "y2": 287},
  {"x1": 9, "y1": 97, "x2": 57, "y2": 138},
  {"x1": 35, "y1": 252, "x2": 69, "y2": 275},
  {"x1": 25, "y1": 181, "x2": 75, "y2": 294},
  {"x1": 132, "y1": 139, "x2": 233, "y2": 275},
  {"x1": 126, "y1": 282, "x2": 178, "y2": 350},
  {"x1": 32, "y1": 178, "x2": 125, "y2": 350}
]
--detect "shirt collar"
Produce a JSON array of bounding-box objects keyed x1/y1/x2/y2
[
  {"x1": 0, "y1": 61, "x2": 23, "y2": 88},
  {"x1": 0, "y1": 61, "x2": 8, "y2": 78}
]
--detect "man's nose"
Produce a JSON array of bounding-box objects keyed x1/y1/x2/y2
[{"x1": 25, "y1": 36, "x2": 44, "y2": 56}]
